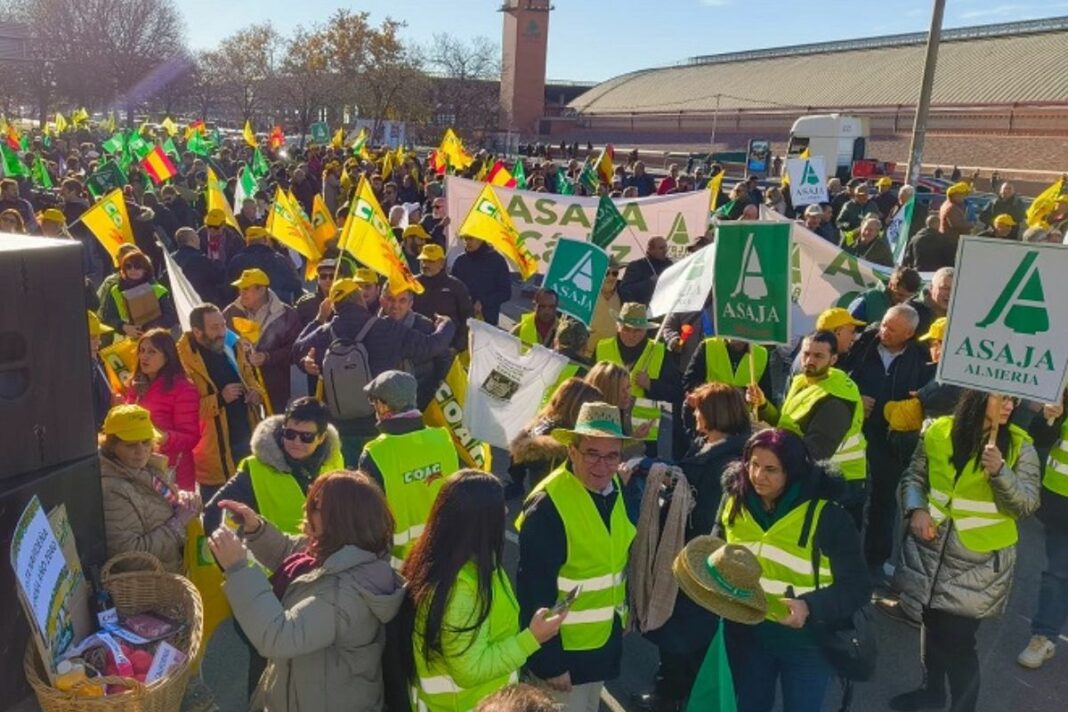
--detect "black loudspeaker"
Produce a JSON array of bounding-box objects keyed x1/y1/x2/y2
[
  {"x1": 0, "y1": 454, "x2": 106, "y2": 705},
  {"x1": 0, "y1": 236, "x2": 96, "y2": 477}
]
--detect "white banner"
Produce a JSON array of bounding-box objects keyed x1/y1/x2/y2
[
  {"x1": 937, "y1": 237, "x2": 1068, "y2": 403},
  {"x1": 162, "y1": 247, "x2": 204, "y2": 333},
  {"x1": 648, "y1": 243, "x2": 716, "y2": 318},
  {"x1": 785, "y1": 157, "x2": 829, "y2": 206},
  {"x1": 445, "y1": 176, "x2": 710, "y2": 270}
]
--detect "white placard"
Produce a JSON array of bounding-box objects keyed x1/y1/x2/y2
[
  {"x1": 785, "y1": 157, "x2": 829, "y2": 206},
  {"x1": 648, "y1": 244, "x2": 716, "y2": 318}
]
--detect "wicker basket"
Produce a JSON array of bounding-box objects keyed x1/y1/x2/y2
[{"x1": 24, "y1": 551, "x2": 205, "y2": 712}]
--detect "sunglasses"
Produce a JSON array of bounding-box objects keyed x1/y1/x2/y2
[{"x1": 282, "y1": 428, "x2": 320, "y2": 444}]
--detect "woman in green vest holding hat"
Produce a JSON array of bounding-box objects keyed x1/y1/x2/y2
[
  {"x1": 403, "y1": 470, "x2": 565, "y2": 711},
  {"x1": 890, "y1": 390, "x2": 1040, "y2": 712},
  {"x1": 714, "y1": 428, "x2": 870, "y2": 712}
]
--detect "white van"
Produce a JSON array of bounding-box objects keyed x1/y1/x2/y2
[{"x1": 786, "y1": 114, "x2": 869, "y2": 180}]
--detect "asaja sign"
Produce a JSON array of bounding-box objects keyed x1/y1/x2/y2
[{"x1": 938, "y1": 237, "x2": 1068, "y2": 402}]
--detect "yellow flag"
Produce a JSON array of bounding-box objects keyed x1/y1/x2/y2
[
  {"x1": 54, "y1": 113, "x2": 68, "y2": 134},
  {"x1": 708, "y1": 171, "x2": 724, "y2": 212},
  {"x1": 351, "y1": 127, "x2": 370, "y2": 159},
  {"x1": 99, "y1": 337, "x2": 138, "y2": 392},
  {"x1": 381, "y1": 150, "x2": 394, "y2": 181},
  {"x1": 438, "y1": 128, "x2": 473, "y2": 170},
  {"x1": 205, "y1": 167, "x2": 241, "y2": 234},
  {"x1": 160, "y1": 117, "x2": 178, "y2": 137},
  {"x1": 331, "y1": 127, "x2": 345, "y2": 149},
  {"x1": 338, "y1": 177, "x2": 423, "y2": 295},
  {"x1": 1026, "y1": 177, "x2": 1066, "y2": 229},
  {"x1": 230, "y1": 316, "x2": 261, "y2": 345},
  {"x1": 71, "y1": 107, "x2": 89, "y2": 125},
  {"x1": 267, "y1": 188, "x2": 320, "y2": 260},
  {"x1": 243, "y1": 120, "x2": 257, "y2": 148},
  {"x1": 289, "y1": 190, "x2": 314, "y2": 236},
  {"x1": 311, "y1": 194, "x2": 338, "y2": 252},
  {"x1": 423, "y1": 354, "x2": 493, "y2": 470},
  {"x1": 82, "y1": 189, "x2": 134, "y2": 264},
  {"x1": 458, "y1": 184, "x2": 538, "y2": 279}
]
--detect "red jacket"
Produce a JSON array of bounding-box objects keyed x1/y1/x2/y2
[{"x1": 127, "y1": 375, "x2": 201, "y2": 490}]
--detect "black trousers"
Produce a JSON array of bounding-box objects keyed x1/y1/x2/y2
[
  {"x1": 864, "y1": 430, "x2": 918, "y2": 568},
  {"x1": 234, "y1": 619, "x2": 267, "y2": 700},
  {"x1": 922, "y1": 608, "x2": 981, "y2": 712},
  {"x1": 654, "y1": 648, "x2": 704, "y2": 704}
]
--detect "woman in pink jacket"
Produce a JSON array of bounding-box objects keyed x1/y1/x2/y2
[{"x1": 126, "y1": 328, "x2": 201, "y2": 490}]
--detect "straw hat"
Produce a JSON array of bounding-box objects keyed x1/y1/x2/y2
[
  {"x1": 616, "y1": 302, "x2": 652, "y2": 329},
  {"x1": 551, "y1": 401, "x2": 637, "y2": 446},
  {"x1": 672, "y1": 536, "x2": 767, "y2": 625}
]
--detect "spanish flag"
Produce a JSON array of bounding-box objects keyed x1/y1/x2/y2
[
  {"x1": 140, "y1": 145, "x2": 178, "y2": 185},
  {"x1": 268, "y1": 126, "x2": 285, "y2": 151},
  {"x1": 338, "y1": 177, "x2": 423, "y2": 295},
  {"x1": 184, "y1": 119, "x2": 206, "y2": 140},
  {"x1": 457, "y1": 184, "x2": 538, "y2": 279},
  {"x1": 593, "y1": 144, "x2": 614, "y2": 185},
  {"x1": 81, "y1": 189, "x2": 134, "y2": 263},
  {"x1": 485, "y1": 161, "x2": 517, "y2": 188},
  {"x1": 243, "y1": 120, "x2": 257, "y2": 148}
]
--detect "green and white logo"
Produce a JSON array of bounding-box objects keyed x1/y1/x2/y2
[
  {"x1": 939, "y1": 237, "x2": 1068, "y2": 403},
  {"x1": 543, "y1": 238, "x2": 609, "y2": 326},
  {"x1": 785, "y1": 157, "x2": 828, "y2": 205},
  {"x1": 714, "y1": 222, "x2": 792, "y2": 344}
]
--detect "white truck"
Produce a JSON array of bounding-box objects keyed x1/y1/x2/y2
[{"x1": 786, "y1": 114, "x2": 870, "y2": 180}]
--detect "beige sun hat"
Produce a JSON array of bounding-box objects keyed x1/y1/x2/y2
[
  {"x1": 672, "y1": 535, "x2": 768, "y2": 625},
  {"x1": 551, "y1": 401, "x2": 637, "y2": 446}
]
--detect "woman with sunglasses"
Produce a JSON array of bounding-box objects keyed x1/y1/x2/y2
[
  {"x1": 889, "y1": 390, "x2": 1040, "y2": 712},
  {"x1": 99, "y1": 404, "x2": 201, "y2": 574},
  {"x1": 203, "y1": 396, "x2": 345, "y2": 699}
]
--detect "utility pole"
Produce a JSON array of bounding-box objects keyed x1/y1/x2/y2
[
  {"x1": 906, "y1": 0, "x2": 946, "y2": 186},
  {"x1": 710, "y1": 94, "x2": 721, "y2": 149}
]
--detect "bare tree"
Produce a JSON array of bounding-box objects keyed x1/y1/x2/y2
[
  {"x1": 425, "y1": 34, "x2": 500, "y2": 134},
  {"x1": 201, "y1": 23, "x2": 279, "y2": 125}
]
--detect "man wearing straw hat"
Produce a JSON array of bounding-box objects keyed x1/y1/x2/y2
[
  {"x1": 516, "y1": 402, "x2": 639, "y2": 711},
  {"x1": 595, "y1": 303, "x2": 682, "y2": 451}
]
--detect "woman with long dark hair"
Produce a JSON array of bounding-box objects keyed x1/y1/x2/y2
[
  {"x1": 403, "y1": 470, "x2": 564, "y2": 711},
  {"x1": 713, "y1": 428, "x2": 870, "y2": 712},
  {"x1": 890, "y1": 390, "x2": 1040, "y2": 712},
  {"x1": 126, "y1": 328, "x2": 200, "y2": 490},
  {"x1": 210, "y1": 471, "x2": 404, "y2": 711}
]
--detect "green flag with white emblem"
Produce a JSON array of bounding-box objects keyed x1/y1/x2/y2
[
  {"x1": 543, "y1": 238, "x2": 609, "y2": 326},
  {"x1": 590, "y1": 194, "x2": 627, "y2": 249},
  {"x1": 713, "y1": 222, "x2": 792, "y2": 345}
]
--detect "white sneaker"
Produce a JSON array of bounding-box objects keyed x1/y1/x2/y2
[{"x1": 1017, "y1": 635, "x2": 1056, "y2": 669}]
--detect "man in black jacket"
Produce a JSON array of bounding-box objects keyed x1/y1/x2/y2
[
  {"x1": 839, "y1": 304, "x2": 933, "y2": 578},
  {"x1": 902, "y1": 215, "x2": 955, "y2": 272},
  {"x1": 172, "y1": 227, "x2": 225, "y2": 306},
  {"x1": 450, "y1": 236, "x2": 512, "y2": 327},
  {"x1": 618, "y1": 236, "x2": 672, "y2": 306},
  {"x1": 380, "y1": 283, "x2": 450, "y2": 411},
  {"x1": 225, "y1": 226, "x2": 302, "y2": 305},
  {"x1": 414, "y1": 243, "x2": 473, "y2": 352}
]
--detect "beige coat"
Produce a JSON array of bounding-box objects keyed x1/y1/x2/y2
[
  {"x1": 224, "y1": 520, "x2": 406, "y2": 712},
  {"x1": 99, "y1": 453, "x2": 185, "y2": 573}
]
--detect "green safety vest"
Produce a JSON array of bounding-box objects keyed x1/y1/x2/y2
[
  {"x1": 244, "y1": 443, "x2": 345, "y2": 535},
  {"x1": 515, "y1": 464, "x2": 635, "y2": 651},
  {"x1": 413, "y1": 564, "x2": 523, "y2": 712},
  {"x1": 703, "y1": 337, "x2": 768, "y2": 388},
  {"x1": 540, "y1": 361, "x2": 582, "y2": 407},
  {"x1": 722, "y1": 496, "x2": 832, "y2": 612},
  {"x1": 109, "y1": 282, "x2": 168, "y2": 325},
  {"x1": 778, "y1": 368, "x2": 868, "y2": 482},
  {"x1": 923, "y1": 416, "x2": 1028, "y2": 553},
  {"x1": 1043, "y1": 419, "x2": 1068, "y2": 497},
  {"x1": 364, "y1": 426, "x2": 459, "y2": 567},
  {"x1": 595, "y1": 337, "x2": 665, "y2": 442}
]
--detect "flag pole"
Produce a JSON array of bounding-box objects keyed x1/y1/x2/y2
[{"x1": 987, "y1": 393, "x2": 1002, "y2": 446}]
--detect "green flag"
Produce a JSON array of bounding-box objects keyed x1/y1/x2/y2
[
  {"x1": 233, "y1": 166, "x2": 258, "y2": 209},
  {"x1": 19, "y1": 134, "x2": 29, "y2": 152},
  {"x1": 251, "y1": 147, "x2": 269, "y2": 179},
  {"x1": 187, "y1": 131, "x2": 210, "y2": 157},
  {"x1": 578, "y1": 160, "x2": 599, "y2": 194},
  {"x1": 127, "y1": 132, "x2": 152, "y2": 160},
  {"x1": 713, "y1": 222, "x2": 792, "y2": 345},
  {"x1": 85, "y1": 160, "x2": 128, "y2": 198},
  {"x1": 101, "y1": 131, "x2": 126, "y2": 155},
  {"x1": 209, "y1": 126, "x2": 222, "y2": 148},
  {"x1": 1, "y1": 144, "x2": 27, "y2": 177},
  {"x1": 309, "y1": 121, "x2": 329, "y2": 144},
  {"x1": 162, "y1": 137, "x2": 179, "y2": 160},
  {"x1": 512, "y1": 159, "x2": 527, "y2": 189},
  {"x1": 885, "y1": 196, "x2": 914, "y2": 265},
  {"x1": 556, "y1": 172, "x2": 574, "y2": 195},
  {"x1": 31, "y1": 156, "x2": 52, "y2": 189},
  {"x1": 591, "y1": 194, "x2": 627, "y2": 249},
  {"x1": 684, "y1": 622, "x2": 736, "y2": 712},
  {"x1": 542, "y1": 238, "x2": 609, "y2": 326}
]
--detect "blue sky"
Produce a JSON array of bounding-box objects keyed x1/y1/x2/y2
[{"x1": 178, "y1": 0, "x2": 1068, "y2": 82}]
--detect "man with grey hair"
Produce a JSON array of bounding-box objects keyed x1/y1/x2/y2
[
  {"x1": 172, "y1": 226, "x2": 225, "y2": 306},
  {"x1": 841, "y1": 302, "x2": 934, "y2": 580},
  {"x1": 902, "y1": 214, "x2": 954, "y2": 271},
  {"x1": 910, "y1": 266, "x2": 954, "y2": 338}
]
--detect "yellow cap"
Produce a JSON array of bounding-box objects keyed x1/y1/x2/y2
[
  {"x1": 919, "y1": 317, "x2": 947, "y2": 342},
  {"x1": 102, "y1": 404, "x2": 159, "y2": 442},
  {"x1": 205, "y1": 208, "x2": 227, "y2": 227},
  {"x1": 353, "y1": 268, "x2": 379, "y2": 285},
  {"x1": 39, "y1": 208, "x2": 66, "y2": 225},
  {"x1": 245, "y1": 225, "x2": 268, "y2": 241},
  {"x1": 403, "y1": 224, "x2": 430, "y2": 241},
  {"x1": 993, "y1": 214, "x2": 1016, "y2": 228},
  {"x1": 816, "y1": 307, "x2": 866, "y2": 331},
  {"x1": 231, "y1": 268, "x2": 270, "y2": 289},
  {"x1": 876, "y1": 177, "x2": 892, "y2": 188},
  {"x1": 946, "y1": 182, "x2": 971, "y2": 198},
  {"x1": 417, "y1": 244, "x2": 445, "y2": 262},
  {"x1": 87, "y1": 310, "x2": 113, "y2": 336},
  {"x1": 329, "y1": 277, "x2": 360, "y2": 304}
]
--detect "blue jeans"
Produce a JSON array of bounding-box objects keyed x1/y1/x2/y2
[
  {"x1": 1032, "y1": 524, "x2": 1068, "y2": 639},
  {"x1": 731, "y1": 635, "x2": 832, "y2": 712}
]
